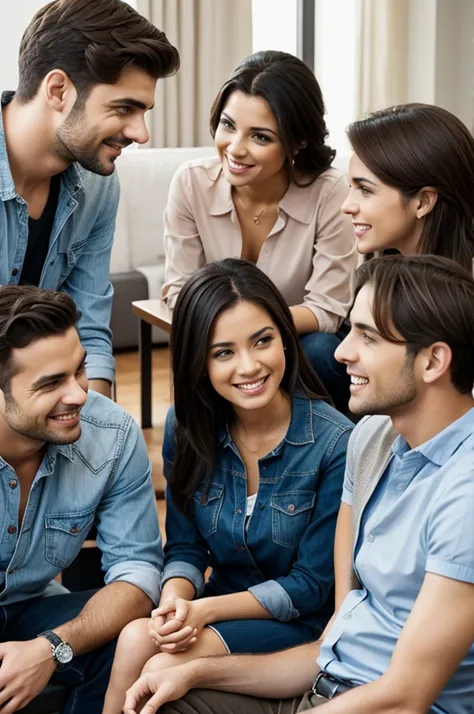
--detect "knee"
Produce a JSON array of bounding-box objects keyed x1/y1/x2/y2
[
  {"x1": 117, "y1": 617, "x2": 150, "y2": 652},
  {"x1": 141, "y1": 651, "x2": 169, "y2": 675}
]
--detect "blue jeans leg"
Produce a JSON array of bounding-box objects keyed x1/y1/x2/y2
[
  {"x1": 299, "y1": 331, "x2": 350, "y2": 413},
  {"x1": 2, "y1": 590, "x2": 116, "y2": 714}
]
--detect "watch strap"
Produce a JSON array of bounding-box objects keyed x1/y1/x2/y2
[{"x1": 37, "y1": 629, "x2": 62, "y2": 649}]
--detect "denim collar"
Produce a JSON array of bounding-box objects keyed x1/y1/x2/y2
[
  {"x1": 218, "y1": 394, "x2": 315, "y2": 452},
  {"x1": 0, "y1": 90, "x2": 85, "y2": 202}
]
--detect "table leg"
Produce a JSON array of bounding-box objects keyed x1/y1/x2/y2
[{"x1": 138, "y1": 318, "x2": 152, "y2": 428}]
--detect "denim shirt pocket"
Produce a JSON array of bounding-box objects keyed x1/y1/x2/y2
[
  {"x1": 270, "y1": 490, "x2": 316, "y2": 548},
  {"x1": 192, "y1": 483, "x2": 225, "y2": 539},
  {"x1": 44, "y1": 507, "x2": 95, "y2": 569}
]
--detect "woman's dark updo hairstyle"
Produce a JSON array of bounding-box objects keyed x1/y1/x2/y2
[{"x1": 210, "y1": 50, "x2": 335, "y2": 187}]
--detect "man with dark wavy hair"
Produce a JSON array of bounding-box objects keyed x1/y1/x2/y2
[
  {"x1": 0, "y1": 0, "x2": 179, "y2": 398},
  {"x1": 0, "y1": 285, "x2": 162, "y2": 712}
]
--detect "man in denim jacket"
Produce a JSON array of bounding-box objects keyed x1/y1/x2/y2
[
  {"x1": 0, "y1": 0, "x2": 179, "y2": 398},
  {"x1": 0, "y1": 285, "x2": 162, "y2": 713}
]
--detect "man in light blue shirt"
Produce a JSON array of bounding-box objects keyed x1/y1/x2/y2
[
  {"x1": 0, "y1": 285, "x2": 162, "y2": 713},
  {"x1": 0, "y1": 0, "x2": 179, "y2": 398},
  {"x1": 123, "y1": 255, "x2": 474, "y2": 714}
]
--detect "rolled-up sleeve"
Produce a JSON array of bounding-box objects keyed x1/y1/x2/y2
[
  {"x1": 161, "y1": 163, "x2": 206, "y2": 310},
  {"x1": 251, "y1": 427, "x2": 351, "y2": 621},
  {"x1": 95, "y1": 417, "x2": 162, "y2": 605},
  {"x1": 301, "y1": 176, "x2": 357, "y2": 333},
  {"x1": 426, "y1": 467, "x2": 474, "y2": 583},
  {"x1": 161, "y1": 406, "x2": 209, "y2": 596}
]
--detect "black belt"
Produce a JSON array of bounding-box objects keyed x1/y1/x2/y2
[{"x1": 312, "y1": 672, "x2": 354, "y2": 700}]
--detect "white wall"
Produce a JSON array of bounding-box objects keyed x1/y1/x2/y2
[
  {"x1": 314, "y1": 0, "x2": 358, "y2": 155},
  {"x1": 408, "y1": 0, "x2": 473, "y2": 129},
  {"x1": 252, "y1": 0, "x2": 298, "y2": 55},
  {"x1": 0, "y1": 1, "x2": 46, "y2": 89}
]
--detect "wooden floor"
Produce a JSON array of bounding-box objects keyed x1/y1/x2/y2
[{"x1": 115, "y1": 346, "x2": 171, "y2": 495}]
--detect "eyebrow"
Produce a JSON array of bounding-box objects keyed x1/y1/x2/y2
[
  {"x1": 221, "y1": 112, "x2": 278, "y2": 137},
  {"x1": 108, "y1": 97, "x2": 154, "y2": 111},
  {"x1": 209, "y1": 326, "x2": 275, "y2": 350},
  {"x1": 351, "y1": 176, "x2": 377, "y2": 186},
  {"x1": 352, "y1": 321, "x2": 381, "y2": 337},
  {"x1": 31, "y1": 351, "x2": 87, "y2": 391}
]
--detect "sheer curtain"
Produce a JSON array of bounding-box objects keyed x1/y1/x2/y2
[
  {"x1": 356, "y1": 0, "x2": 409, "y2": 117},
  {"x1": 136, "y1": 0, "x2": 252, "y2": 147}
]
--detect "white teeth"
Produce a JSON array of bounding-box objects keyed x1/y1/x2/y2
[
  {"x1": 227, "y1": 157, "x2": 250, "y2": 170},
  {"x1": 236, "y1": 378, "x2": 265, "y2": 391},
  {"x1": 53, "y1": 411, "x2": 79, "y2": 421},
  {"x1": 351, "y1": 376, "x2": 369, "y2": 385},
  {"x1": 354, "y1": 224, "x2": 371, "y2": 230}
]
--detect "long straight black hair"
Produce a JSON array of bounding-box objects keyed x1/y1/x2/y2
[{"x1": 169, "y1": 259, "x2": 328, "y2": 513}]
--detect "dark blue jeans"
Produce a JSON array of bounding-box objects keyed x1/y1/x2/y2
[
  {"x1": 299, "y1": 330, "x2": 350, "y2": 414},
  {"x1": 0, "y1": 590, "x2": 116, "y2": 714}
]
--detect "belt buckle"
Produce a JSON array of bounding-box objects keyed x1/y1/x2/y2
[{"x1": 311, "y1": 672, "x2": 326, "y2": 698}]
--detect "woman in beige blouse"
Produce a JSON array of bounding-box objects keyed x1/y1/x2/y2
[{"x1": 161, "y1": 50, "x2": 357, "y2": 411}]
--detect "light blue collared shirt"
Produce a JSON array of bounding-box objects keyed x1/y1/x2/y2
[
  {"x1": 0, "y1": 91, "x2": 118, "y2": 383},
  {"x1": 0, "y1": 391, "x2": 162, "y2": 607},
  {"x1": 318, "y1": 409, "x2": 474, "y2": 714}
]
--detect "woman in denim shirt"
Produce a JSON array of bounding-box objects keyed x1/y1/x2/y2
[{"x1": 104, "y1": 259, "x2": 352, "y2": 713}]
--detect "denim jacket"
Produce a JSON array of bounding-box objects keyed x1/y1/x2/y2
[
  {"x1": 0, "y1": 92, "x2": 118, "y2": 383},
  {"x1": 0, "y1": 391, "x2": 162, "y2": 607},
  {"x1": 162, "y1": 396, "x2": 353, "y2": 632}
]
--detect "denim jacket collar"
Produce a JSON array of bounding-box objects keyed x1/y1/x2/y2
[
  {"x1": 0, "y1": 90, "x2": 85, "y2": 202},
  {"x1": 218, "y1": 394, "x2": 316, "y2": 452}
]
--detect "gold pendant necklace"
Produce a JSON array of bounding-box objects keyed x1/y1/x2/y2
[
  {"x1": 234, "y1": 193, "x2": 277, "y2": 225},
  {"x1": 252, "y1": 206, "x2": 270, "y2": 225}
]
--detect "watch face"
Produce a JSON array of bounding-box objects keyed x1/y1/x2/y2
[{"x1": 55, "y1": 642, "x2": 73, "y2": 664}]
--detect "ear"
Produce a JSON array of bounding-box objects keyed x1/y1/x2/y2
[
  {"x1": 420, "y1": 342, "x2": 452, "y2": 386},
  {"x1": 416, "y1": 187, "x2": 438, "y2": 220},
  {"x1": 43, "y1": 70, "x2": 76, "y2": 113}
]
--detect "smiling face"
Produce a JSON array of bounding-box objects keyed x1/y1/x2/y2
[
  {"x1": 206, "y1": 300, "x2": 286, "y2": 414},
  {"x1": 335, "y1": 284, "x2": 419, "y2": 416},
  {"x1": 342, "y1": 153, "x2": 422, "y2": 255},
  {"x1": 214, "y1": 90, "x2": 288, "y2": 188},
  {"x1": 0, "y1": 327, "x2": 88, "y2": 446},
  {"x1": 55, "y1": 65, "x2": 155, "y2": 175}
]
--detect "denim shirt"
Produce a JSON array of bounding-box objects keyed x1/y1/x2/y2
[
  {"x1": 0, "y1": 391, "x2": 162, "y2": 607},
  {"x1": 0, "y1": 92, "x2": 118, "y2": 383},
  {"x1": 162, "y1": 396, "x2": 353, "y2": 632}
]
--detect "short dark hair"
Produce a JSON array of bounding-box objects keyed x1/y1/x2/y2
[
  {"x1": 347, "y1": 104, "x2": 474, "y2": 271},
  {"x1": 209, "y1": 50, "x2": 335, "y2": 187},
  {"x1": 356, "y1": 254, "x2": 474, "y2": 394},
  {"x1": 16, "y1": 0, "x2": 180, "y2": 103},
  {"x1": 169, "y1": 258, "x2": 328, "y2": 513},
  {"x1": 0, "y1": 286, "x2": 79, "y2": 391}
]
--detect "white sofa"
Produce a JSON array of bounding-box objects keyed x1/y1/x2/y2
[
  {"x1": 110, "y1": 147, "x2": 350, "y2": 348},
  {"x1": 111, "y1": 146, "x2": 216, "y2": 347}
]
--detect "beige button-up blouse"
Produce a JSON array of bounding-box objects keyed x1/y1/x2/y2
[{"x1": 161, "y1": 156, "x2": 356, "y2": 332}]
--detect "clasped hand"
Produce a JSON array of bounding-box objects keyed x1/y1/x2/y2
[{"x1": 148, "y1": 597, "x2": 209, "y2": 653}]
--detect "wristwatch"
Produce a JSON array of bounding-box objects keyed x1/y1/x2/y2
[{"x1": 37, "y1": 630, "x2": 74, "y2": 668}]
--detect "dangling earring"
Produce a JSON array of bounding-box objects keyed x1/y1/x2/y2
[{"x1": 291, "y1": 158, "x2": 295, "y2": 165}]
